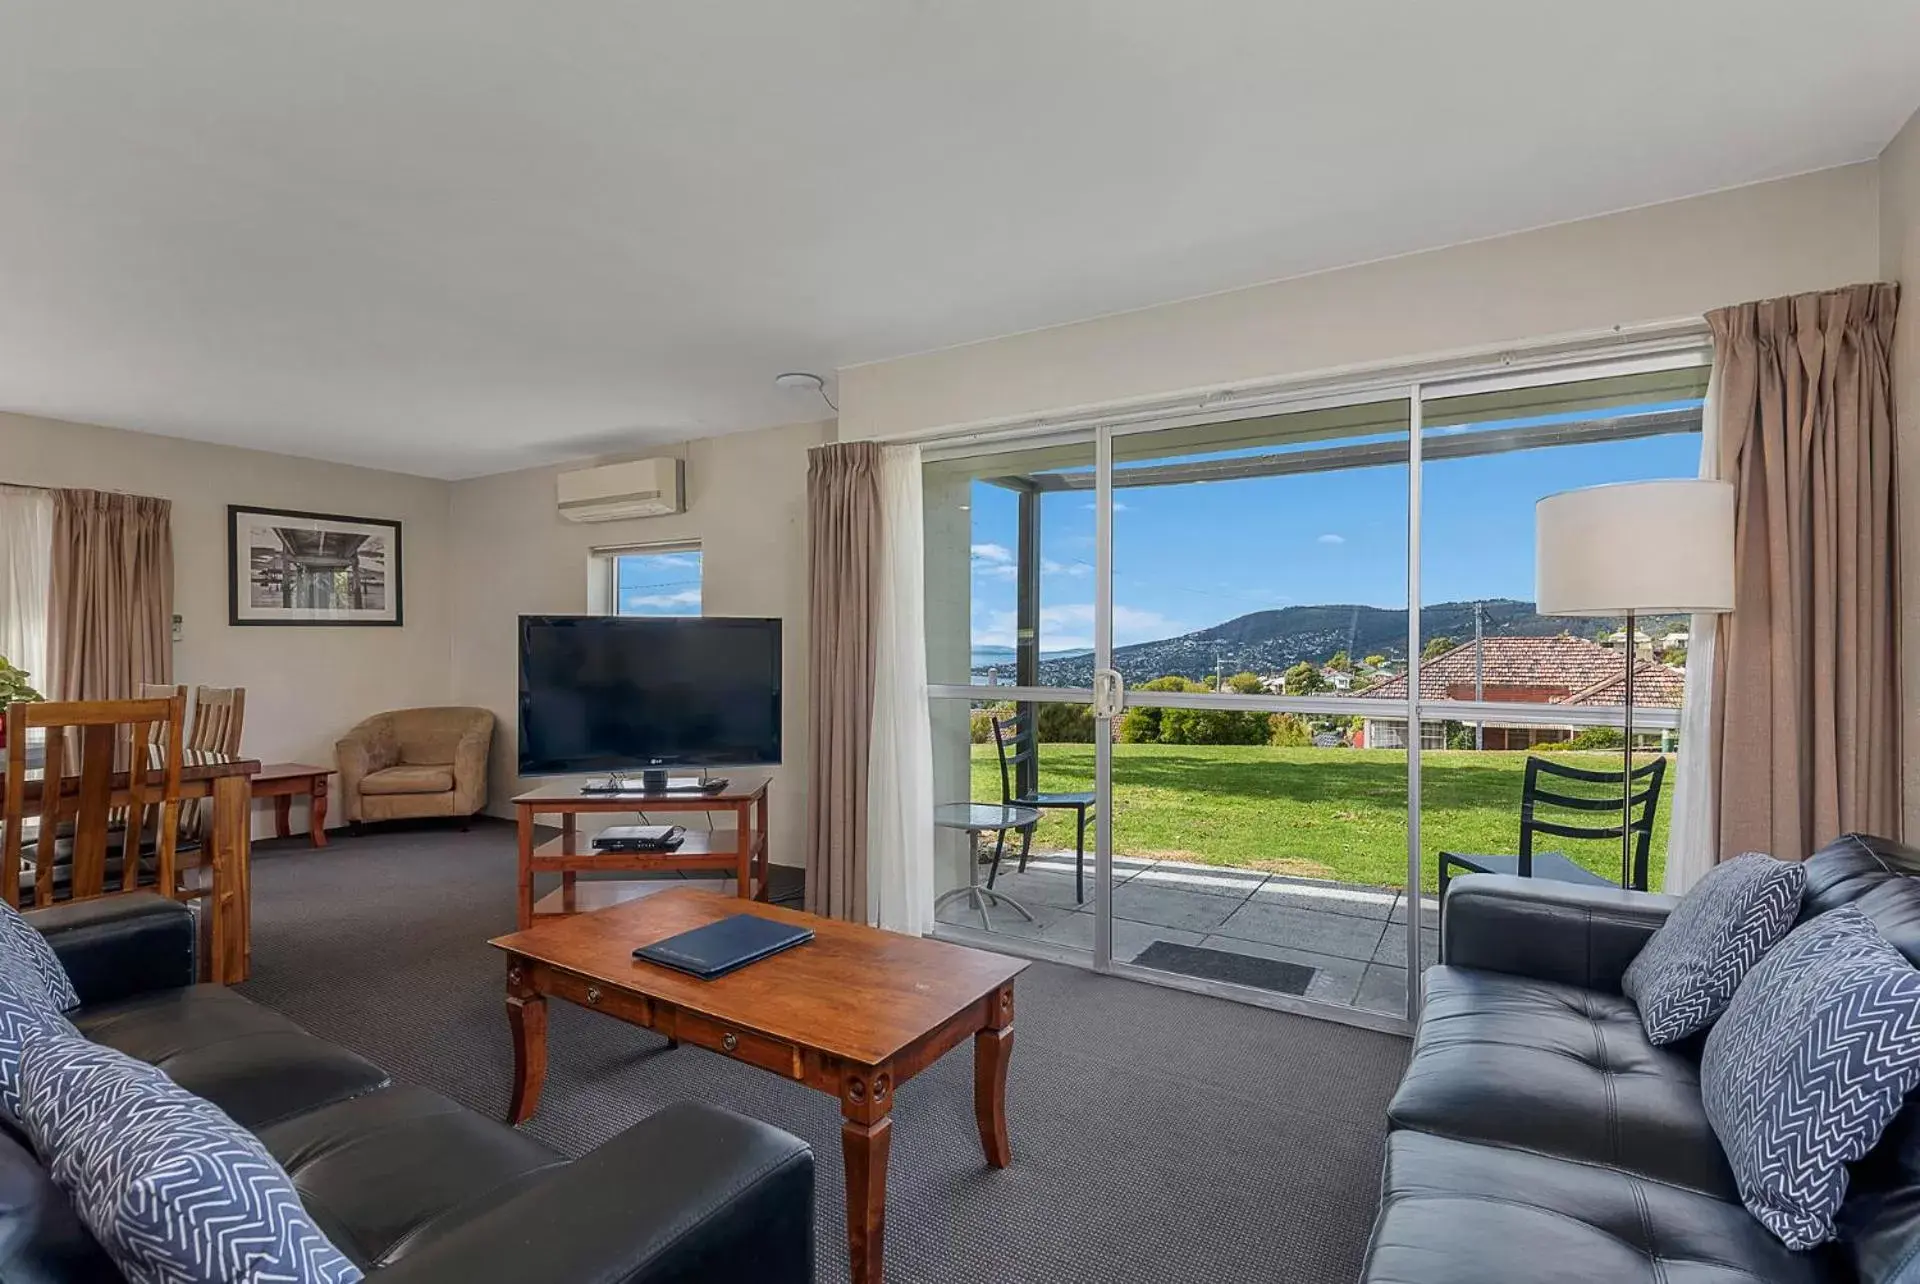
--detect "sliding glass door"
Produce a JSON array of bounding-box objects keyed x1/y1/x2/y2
[
  {"x1": 923, "y1": 343, "x2": 1709, "y2": 1028},
  {"x1": 1099, "y1": 397, "x2": 1414, "y2": 1014},
  {"x1": 924, "y1": 434, "x2": 1104, "y2": 965}
]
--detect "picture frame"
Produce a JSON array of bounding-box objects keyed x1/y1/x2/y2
[{"x1": 227, "y1": 505, "x2": 404, "y2": 627}]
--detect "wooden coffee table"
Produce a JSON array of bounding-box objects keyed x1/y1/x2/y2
[{"x1": 489, "y1": 888, "x2": 1026, "y2": 1284}]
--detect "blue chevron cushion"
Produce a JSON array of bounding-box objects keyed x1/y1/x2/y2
[
  {"x1": 0, "y1": 975, "x2": 78, "y2": 1120},
  {"x1": 1702, "y1": 906, "x2": 1920, "y2": 1249},
  {"x1": 1622, "y1": 852, "x2": 1806, "y2": 1043},
  {"x1": 0, "y1": 898, "x2": 80, "y2": 1016},
  {"x1": 17, "y1": 1033, "x2": 363, "y2": 1284}
]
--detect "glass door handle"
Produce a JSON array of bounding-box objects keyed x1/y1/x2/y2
[{"x1": 1093, "y1": 669, "x2": 1124, "y2": 720}]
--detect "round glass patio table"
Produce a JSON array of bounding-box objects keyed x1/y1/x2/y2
[{"x1": 933, "y1": 803, "x2": 1041, "y2": 931}]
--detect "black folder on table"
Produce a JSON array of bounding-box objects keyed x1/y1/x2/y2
[{"x1": 633, "y1": 914, "x2": 815, "y2": 979}]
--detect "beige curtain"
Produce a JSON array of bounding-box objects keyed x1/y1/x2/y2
[
  {"x1": 804, "y1": 442, "x2": 882, "y2": 921},
  {"x1": 1709, "y1": 282, "x2": 1901, "y2": 861},
  {"x1": 47, "y1": 489, "x2": 174, "y2": 701}
]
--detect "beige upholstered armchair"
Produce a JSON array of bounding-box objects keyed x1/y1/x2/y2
[{"x1": 336, "y1": 707, "x2": 494, "y2": 827}]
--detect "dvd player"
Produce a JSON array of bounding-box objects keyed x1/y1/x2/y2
[{"x1": 593, "y1": 824, "x2": 686, "y2": 853}]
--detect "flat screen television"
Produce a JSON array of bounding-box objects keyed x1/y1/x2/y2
[{"x1": 517, "y1": 615, "x2": 782, "y2": 776}]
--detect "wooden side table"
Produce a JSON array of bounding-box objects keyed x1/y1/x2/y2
[
  {"x1": 251, "y1": 763, "x2": 331, "y2": 848},
  {"x1": 509, "y1": 779, "x2": 771, "y2": 930}
]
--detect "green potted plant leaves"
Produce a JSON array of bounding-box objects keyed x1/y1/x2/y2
[{"x1": 0, "y1": 656, "x2": 44, "y2": 752}]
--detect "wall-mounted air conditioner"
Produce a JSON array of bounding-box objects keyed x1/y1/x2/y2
[{"x1": 556, "y1": 458, "x2": 685, "y2": 523}]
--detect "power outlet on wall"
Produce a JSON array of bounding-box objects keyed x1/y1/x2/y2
[{"x1": 171, "y1": 614, "x2": 183, "y2": 643}]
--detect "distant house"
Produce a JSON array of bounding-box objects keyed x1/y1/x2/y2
[{"x1": 1351, "y1": 635, "x2": 1683, "y2": 750}]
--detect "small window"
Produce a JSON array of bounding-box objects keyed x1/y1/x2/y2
[{"x1": 609, "y1": 544, "x2": 702, "y2": 616}]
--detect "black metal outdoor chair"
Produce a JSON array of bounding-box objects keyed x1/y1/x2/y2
[
  {"x1": 1438, "y1": 753, "x2": 1667, "y2": 899},
  {"x1": 988, "y1": 711, "x2": 1098, "y2": 903}
]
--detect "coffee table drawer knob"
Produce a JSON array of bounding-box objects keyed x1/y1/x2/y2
[
  {"x1": 722, "y1": 1032, "x2": 739, "y2": 1052},
  {"x1": 586, "y1": 986, "x2": 602, "y2": 1005}
]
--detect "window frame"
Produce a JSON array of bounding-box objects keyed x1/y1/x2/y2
[{"x1": 592, "y1": 539, "x2": 703, "y2": 618}]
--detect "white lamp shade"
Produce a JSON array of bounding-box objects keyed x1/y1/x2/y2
[{"x1": 1536, "y1": 480, "x2": 1735, "y2": 616}]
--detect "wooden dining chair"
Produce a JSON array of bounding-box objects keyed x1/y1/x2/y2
[
  {"x1": 135, "y1": 684, "x2": 245, "y2": 754},
  {"x1": 189, "y1": 686, "x2": 246, "y2": 755},
  {"x1": 1, "y1": 695, "x2": 186, "y2": 910},
  {"x1": 136, "y1": 683, "x2": 244, "y2": 855}
]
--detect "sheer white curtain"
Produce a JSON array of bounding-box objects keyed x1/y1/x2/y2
[
  {"x1": 0, "y1": 485, "x2": 53, "y2": 695},
  {"x1": 1665, "y1": 362, "x2": 1723, "y2": 894},
  {"x1": 865, "y1": 444, "x2": 935, "y2": 934}
]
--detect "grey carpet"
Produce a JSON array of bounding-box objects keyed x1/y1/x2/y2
[{"x1": 236, "y1": 819, "x2": 1408, "y2": 1284}]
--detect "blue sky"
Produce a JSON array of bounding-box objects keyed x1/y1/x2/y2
[
  {"x1": 616, "y1": 549, "x2": 703, "y2": 615},
  {"x1": 968, "y1": 407, "x2": 1703, "y2": 652}
]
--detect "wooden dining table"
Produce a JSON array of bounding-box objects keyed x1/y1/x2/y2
[{"x1": 0, "y1": 743, "x2": 260, "y2": 985}]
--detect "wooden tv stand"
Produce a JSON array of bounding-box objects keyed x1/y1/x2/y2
[{"x1": 510, "y1": 779, "x2": 771, "y2": 929}]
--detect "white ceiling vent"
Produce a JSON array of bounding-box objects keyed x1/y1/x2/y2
[{"x1": 556, "y1": 457, "x2": 685, "y2": 523}]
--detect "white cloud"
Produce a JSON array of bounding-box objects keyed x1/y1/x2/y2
[
  {"x1": 622, "y1": 589, "x2": 702, "y2": 611},
  {"x1": 1042, "y1": 558, "x2": 1090, "y2": 577},
  {"x1": 970, "y1": 543, "x2": 1013, "y2": 564},
  {"x1": 1317, "y1": 533, "x2": 1346, "y2": 545},
  {"x1": 973, "y1": 602, "x2": 1185, "y2": 653}
]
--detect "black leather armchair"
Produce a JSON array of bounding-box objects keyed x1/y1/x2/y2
[{"x1": 3, "y1": 894, "x2": 815, "y2": 1284}]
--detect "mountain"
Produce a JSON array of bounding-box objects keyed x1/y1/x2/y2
[
  {"x1": 991, "y1": 599, "x2": 1685, "y2": 687},
  {"x1": 969, "y1": 644, "x2": 1092, "y2": 668}
]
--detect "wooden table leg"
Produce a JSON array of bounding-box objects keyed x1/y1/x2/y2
[
  {"x1": 734, "y1": 800, "x2": 751, "y2": 899},
  {"x1": 309, "y1": 776, "x2": 328, "y2": 847},
  {"x1": 974, "y1": 984, "x2": 1015, "y2": 1167},
  {"x1": 273, "y1": 793, "x2": 293, "y2": 840},
  {"x1": 210, "y1": 774, "x2": 253, "y2": 985},
  {"x1": 506, "y1": 962, "x2": 547, "y2": 1124},
  {"x1": 516, "y1": 807, "x2": 535, "y2": 930},
  {"x1": 755, "y1": 790, "x2": 771, "y2": 901},
  {"x1": 840, "y1": 1066, "x2": 894, "y2": 1284}
]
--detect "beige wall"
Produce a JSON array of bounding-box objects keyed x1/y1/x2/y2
[
  {"x1": 839, "y1": 164, "x2": 1882, "y2": 439},
  {"x1": 446, "y1": 419, "x2": 831, "y2": 867},
  {"x1": 1883, "y1": 110, "x2": 1920, "y2": 838},
  {"x1": 1, "y1": 411, "x2": 453, "y2": 835}
]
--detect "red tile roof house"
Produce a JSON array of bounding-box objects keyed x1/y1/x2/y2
[{"x1": 1350, "y1": 635, "x2": 1684, "y2": 750}]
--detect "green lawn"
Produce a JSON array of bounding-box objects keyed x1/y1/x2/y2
[{"x1": 970, "y1": 743, "x2": 1671, "y2": 894}]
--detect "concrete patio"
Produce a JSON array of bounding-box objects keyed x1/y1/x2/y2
[{"x1": 935, "y1": 849, "x2": 1438, "y2": 1016}]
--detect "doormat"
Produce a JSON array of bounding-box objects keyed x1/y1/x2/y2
[{"x1": 1130, "y1": 941, "x2": 1314, "y2": 996}]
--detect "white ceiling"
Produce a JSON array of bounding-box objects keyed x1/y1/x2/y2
[{"x1": 3, "y1": 2, "x2": 1916, "y2": 479}]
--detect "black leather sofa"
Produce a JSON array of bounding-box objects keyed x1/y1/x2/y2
[
  {"x1": 3, "y1": 893, "x2": 815, "y2": 1283},
  {"x1": 1362, "y1": 833, "x2": 1920, "y2": 1284}
]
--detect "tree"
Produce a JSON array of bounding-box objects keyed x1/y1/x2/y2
[
  {"x1": 1282, "y1": 661, "x2": 1328, "y2": 696},
  {"x1": 1162, "y1": 705, "x2": 1269, "y2": 745},
  {"x1": 1036, "y1": 702, "x2": 1095, "y2": 743},
  {"x1": 1118, "y1": 676, "x2": 1196, "y2": 744},
  {"x1": 1327, "y1": 650, "x2": 1352, "y2": 672},
  {"x1": 969, "y1": 706, "x2": 1011, "y2": 744},
  {"x1": 1363, "y1": 654, "x2": 1387, "y2": 669},
  {"x1": 1268, "y1": 713, "x2": 1312, "y2": 747},
  {"x1": 1422, "y1": 635, "x2": 1457, "y2": 660}
]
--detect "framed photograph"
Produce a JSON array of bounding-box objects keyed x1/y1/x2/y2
[{"x1": 228, "y1": 505, "x2": 403, "y2": 627}]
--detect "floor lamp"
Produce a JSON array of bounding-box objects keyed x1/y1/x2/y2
[{"x1": 1536, "y1": 480, "x2": 1735, "y2": 888}]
